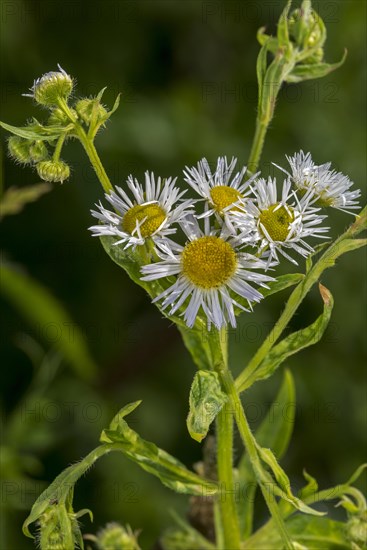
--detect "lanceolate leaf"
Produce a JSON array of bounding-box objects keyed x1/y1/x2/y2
[
  {"x1": 0, "y1": 120, "x2": 71, "y2": 141},
  {"x1": 187, "y1": 371, "x2": 228, "y2": 442},
  {"x1": 237, "y1": 370, "x2": 296, "y2": 538},
  {"x1": 241, "y1": 284, "x2": 334, "y2": 390},
  {"x1": 100, "y1": 401, "x2": 218, "y2": 496},
  {"x1": 286, "y1": 50, "x2": 347, "y2": 83}
]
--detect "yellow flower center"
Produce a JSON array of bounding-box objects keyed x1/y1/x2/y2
[
  {"x1": 259, "y1": 204, "x2": 294, "y2": 241},
  {"x1": 210, "y1": 186, "x2": 242, "y2": 213},
  {"x1": 181, "y1": 236, "x2": 237, "y2": 289},
  {"x1": 122, "y1": 203, "x2": 166, "y2": 237}
]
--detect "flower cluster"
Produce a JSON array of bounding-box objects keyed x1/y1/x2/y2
[{"x1": 90, "y1": 152, "x2": 360, "y2": 330}]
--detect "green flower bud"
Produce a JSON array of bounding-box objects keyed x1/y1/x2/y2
[
  {"x1": 25, "y1": 65, "x2": 73, "y2": 107},
  {"x1": 48, "y1": 107, "x2": 77, "y2": 126},
  {"x1": 75, "y1": 98, "x2": 108, "y2": 125},
  {"x1": 96, "y1": 522, "x2": 140, "y2": 550},
  {"x1": 29, "y1": 140, "x2": 48, "y2": 162},
  {"x1": 37, "y1": 160, "x2": 70, "y2": 183},
  {"x1": 288, "y1": 2, "x2": 326, "y2": 61},
  {"x1": 8, "y1": 136, "x2": 33, "y2": 164},
  {"x1": 38, "y1": 506, "x2": 80, "y2": 550},
  {"x1": 348, "y1": 514, "x2": 367, "y2": 546}
]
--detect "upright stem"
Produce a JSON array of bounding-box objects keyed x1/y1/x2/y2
[
  {"x1": 219, "y1": 367, "x2": 294, "y2": 550},
  {"x1": 247, "y1": 119, "x2": 268, "y2": 174},
  {"x1": 210, "y1": 329, "x2": 241, "y2": 550},
  {"x1": 216, "y1": 403, "x2": 241, "y2": 549}
]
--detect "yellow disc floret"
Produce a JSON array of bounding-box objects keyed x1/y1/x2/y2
[
  {"x1": 122, "y1": 203, "x2": 166, "y2": 237},
  {"x1": 210, "y1": 186, "x2": 242, "y2": 213},
  {"x1": 181, "y1": 236, "x2": 237, "y2": 289},
  {"x1": 259, "y1": 204, "x2": 295, "y2": 241}
]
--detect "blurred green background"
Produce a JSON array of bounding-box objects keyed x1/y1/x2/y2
[{"x1": 0, "y1": 0, "x2": 366, "y2": 548}]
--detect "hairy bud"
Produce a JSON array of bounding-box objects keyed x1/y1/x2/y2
[{"x1": 36, "y1": 160, "x2": 70, "y2": 183}]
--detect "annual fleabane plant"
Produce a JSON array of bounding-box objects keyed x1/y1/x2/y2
[{"x1": 1, "y1": 1, "x2": 366, "y2": 549}]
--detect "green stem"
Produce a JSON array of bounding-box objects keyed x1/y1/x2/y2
[
  {"x1": 76, "y1": 130, "x2": 114, "y2": 194},
  {"x1": 211, "y1": 330, "x2": 241, "y2": 550},
  {"x1": 218, "y1": 367, "x2": 294, "y2": 550},
  {"x1": 216, "y1": 403, "x2": 241, "y2": 549},
  {"x1": 56, "y1": 98, "x2": 113, "y2": 194},
  {"x1": 235, "y1": 210, "x2": 367, "y2": 393},
  {"x1": 247, "y1": 119, "x2": 268, "y2": 174},
  {"x1": 52, "y1": 133, "x2": 66, "y2": 162}
]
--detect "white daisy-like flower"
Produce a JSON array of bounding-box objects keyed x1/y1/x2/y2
[
  {"x1": 274, "y1": 150, "x2": 361, "y2": 214},
  {"x1": 89, "y1": 172, "x2": 194, "y2": 250},
  {"x1": 183, "y1": 156, "x2": 258, "y2": 230},
  {"x1": 232, "y1": 177, "x2": 329, "y2": 265},
  {"x1": 140, "y1": 217, "x2": 274, "y2": 330}
]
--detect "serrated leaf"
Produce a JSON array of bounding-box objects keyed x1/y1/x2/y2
[
  {"x1": 0, "y1": 183, "x2": 52, "y2": 219},
  {"x1": 0, "y1": 262, "x2": 97, "y2": 380},
  {"x1": 241, "y1": 284, "x2": 333, "y2": 389},
  {"x1": 237, "y1": 370, "x2": 296, "y2": 538},
  {"x1": 100, "y1": 402, "x2": 218, "y2": 496},
  {"x1": 186, "y1": 371, "x2": 227, "y2": 442},
  {"x1": 286, "y1": 50, "x2": 347, "y2": 83}
]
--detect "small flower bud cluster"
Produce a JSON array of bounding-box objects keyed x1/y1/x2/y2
[{"x1": 8, "y1": 136, "x2": 48, "y2": 165}]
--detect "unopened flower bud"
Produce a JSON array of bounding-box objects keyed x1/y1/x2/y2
[
  {"x1": 97, "y1": 522, "x2": 140, "y2": 550},
  {"x1": 26, "y1": 65, "x2": 73, "y2": 107},
  {"x1": 288, "y1": 3, "x2": 326, "y2": 61},
  {"x1": 29, "y1": 140, "x2": 48, "y2": 162},
  {"x1": 37, "y1": 160, "x2": 70, "y2": 183},
  {"x1": 48, "y1": 107, "x2": 77, "y2": 126},
  {"x1": 75, "y1": 98, "x2": 108, "y2": 125},
  {"x1": 8, "y1": 136, "x2": 33, "y2": 164}
]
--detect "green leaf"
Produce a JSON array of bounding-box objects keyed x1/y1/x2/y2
[
  {"x1": 299, "y1": 470, "x2": 319, "y2": 500},
  {"x1": 256, "y1": 41, "x2": 269, "y2": 114},
  {"x1": 257, "y1": 27, "x2": 279, "y2": 54},
  {"x1": 187, "y1": 371, "x2": 228, "y2": 442},
  {"x1": 23, "y1": 445, "x2": 102, "y2": 537},
  {"x1": 161, "y1": 512, "x2": 216, "y2": 550},
  {"x1": 277, "y1": 0, "x2": 292, "y2": 48},
  {"x1": 0, "y1": 184, "x2": 51, "y2": 219},
  {"x1": 0, "y1": 262, "x2": 97, "y2": 380},
  {"x1": 100, "y1": 402, "x2": 218, "y2": 496},
  {"x1": 261, "y1": 273, "x2": 304, "y2": 298},
  {"x1": 242, "y1": 284, "x2": 333, "y2": 389},
  {"x1": 286, "y1": 50, "x2": 347, "y2": 83},
  {"x1": 177, "y1": 324, "x2": 213, "y2": 371},
  {"x1": 0, "y1": 120, "x2": 71, "y2": 141},
  {"x1": 243, "y1": 515, "x2": 351, "y2": 549},
  {"x1": 237, "y1": 370, "x2": 296, "y2": 538}
]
